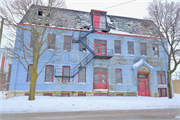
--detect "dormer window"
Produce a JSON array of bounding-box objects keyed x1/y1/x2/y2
[
  {"x1": 91, "y1": 9, "x2": 107, "y2": 31},
  {"x1": 93, "y1": 14, "x2": 106, "y2": 29}
]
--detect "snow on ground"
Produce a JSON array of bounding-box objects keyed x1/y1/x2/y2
[{"x1": 0, "y1": 93, "x2": 180, "y2": 113}]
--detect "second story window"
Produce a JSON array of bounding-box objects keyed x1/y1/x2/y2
[
  {"x1": 128, "y1": 41, "x2": 134, "y2": 55},
  {"x1": 115, "y1": 68, "x2": 122, "y2": 84},
  {"x1": 45, "y1": 65, "x2": 54, "y2": 82},
  {"x1": 140, "y1": 42, "x2": 146, "y2": 56},
  {"x1": 114, "y1": 40, "x2": 121, "y2": 54},
  {"x1": 93, "y1": 14, "x2": 106, "y2": 29},
  {"x1": 152, "y1": 44, "x2": 159, "y2": 57},
  {"x1": 64, "y1": 36, "x2": 71, "y2": 51},
  {"x1": 48, "y1": 34, "x2": 55, "y2": 49}
]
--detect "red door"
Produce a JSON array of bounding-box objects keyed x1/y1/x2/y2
[
  {"x1": 94, "y1": 43, "x2": 107, "y2": 56},
  {"x1": 94, "y1": 73, "x2": 107, "y2": 89},
  {"x1": 138, "y1": 79, "x2": 146, "y2": 96},
  {"x1": 93, "y1": 14, "x2": 100, "y2": 28},
  {"x1": 138, "y1": 74, "x2": 150, "y2": 96}
]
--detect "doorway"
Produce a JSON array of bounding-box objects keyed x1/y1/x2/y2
[
  {"x1": 93, "y1": 68, "x2": 107, "y2": 89},
  {"x1": 137, "y1": 73, "x2": 150, "y2": 96}
]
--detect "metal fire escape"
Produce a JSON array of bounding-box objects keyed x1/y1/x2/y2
[{"x1": 55, "y1": 28, "x2": 113, "y2": 78}]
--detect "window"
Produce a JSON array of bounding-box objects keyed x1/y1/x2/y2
[
  {"x1": 158, "y1": 88, "x2": 167, "y2": 97},
  {"x1": 45, "y1": 65, "x2": 54, "y2": 82},
  {"x1": 114, "y1": 40, "x2": 121, "y2": 54},
  {"x1": 78, "y1": 93, "x2": 86, "y2": 96},
  {"x1": 157, "y1": 71, "x2": 166, "y2": 84},
  {"x1": 27, "y1": 64, "x2": 33, "y2": 82},
  {"x1": 116, "y1": 94, "x2": 123, "y2": 96},
  {"x1": 93, "y1": 14, "x2": 106, "y2": 29},
  {"x1": 64, "y1": 36, "x2": 71, "y2": 51},
  {"x1": 115, "y1": 68, "x2": 122, "y2": 84},
  {"x1": 79, "y1": 38, "x2": 87, "y2": 52},
  {"x1": 128, "y1": 41, "x2": 134, "y2": 55},
  {"x1": 62, "y1": 66, "x2": 70, "y2": 83},
  {"x1": 78, "y1": 67, "x2": 86, "y2": 83},
  {"x1": 43, "y1": 93, "x2": 52, "y2": 96},
  {"x1": 152, "y1": 44, "x2": 159, "y2": 57},
  {"x1": 140, "y1": 42, "x2": 146, "y2": 56},
  {"x1": 48, "y1": 34, "x2": 56, "y2": 49},
  {"x1": 61, "y1": 93, "x2": 69, "y2": 97},
  {"x1": 25, "y1": 93, "x2": 29, "y2": 96},
  {"x1": 38, "y1": 11, "x2": 43, "y2": 16}
]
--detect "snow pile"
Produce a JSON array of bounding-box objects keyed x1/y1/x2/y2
[
  {"x1": 0, "y1": 91, "x2": 7, "y2": 99},
  {"x1": 0, "y1": 94, "x2": 179, "y2": 113}
]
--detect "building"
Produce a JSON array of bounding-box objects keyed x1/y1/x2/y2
[
  {"x1": 7, "y1": 5, "x2": 168, "y2": 98},
  {"x1": 0, "y1": 48, "x2": 13, "y2": 90}
]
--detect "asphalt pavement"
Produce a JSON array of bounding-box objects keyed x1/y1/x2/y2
[{"x1": 0, "y1": 108, "x2": 180, "y2": 120}]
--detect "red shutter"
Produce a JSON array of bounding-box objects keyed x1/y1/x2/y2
[{"x1": 93, "y1": 14, "x2": 100, "y2": 28}]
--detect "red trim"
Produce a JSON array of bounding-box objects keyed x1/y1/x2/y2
[
  {"x1": 43, "y1": 93, "x2": 52, "y2": 96},
  {"x1": 158, "y1": 88, "x2": 167, "y2": 97},
  {"x1": 1, "y1": 57, "x2": 5, "y2": 72},
  {"x1": 25, "y1": 93, "x2": 29, "y2": 96},
  {"x1": 78, "y1": 67, "x2": 86, "y2": 83},
  {"x1": 61, "y1": 93, "x2": 70, "y2": 97},
  {"x1": 78, "y1": 93, "x2": 86, "y2": 96},
  {"x1": 26, "y1": 64, "x2": 33, "y2": 82},
  {"x1": 128, "y1": 41, "x2": 134, "y2": 55},
  {"x1": 94, "y1": 93, "x2": 108, "y2": 96},
  {"x1": 62, "y1": 66, "x2": 70, "y2": 83},
  {"x1": 116, "y1": 94, "x2": 123, "y2": 96},
  {"x1": 47, "y1": 34, "x2": 56, "y2": 49},
  {"x1": 90, "y1": 9, "x2": 107, "y2": 13},
  {"x1": 17, "y1": 23, "x2": 167, "y2": 40},
  {"x1": 63, "y1": 36, "x2": 72, "y2": 51},
  {"x1": 157, "y1": 70, "x2": 166, "y2": 84},
  {"x1": 45, "y1": 65, "x2": 54, "y2": 82},
  {"x1": 115, "y1": 68, "x2": 123, "y2": 84}
]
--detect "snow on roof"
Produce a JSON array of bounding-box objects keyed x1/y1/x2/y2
[
  {"x1": 133, "y1": 58, "x2": 153, "y2": 69},
  {"x1": 20, "y1": 5, "x2": 160, "y2": 37}
]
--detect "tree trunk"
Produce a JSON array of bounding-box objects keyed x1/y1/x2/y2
[
  {"x1": 167, "y1": 71, "x2": 172, "y2": 99},
  {"x1": 28, "y1": 71, "x2": 38, "y2": 100},
  {"x1": 167, "y1": 57, "x2": 172, "y2": 99}
]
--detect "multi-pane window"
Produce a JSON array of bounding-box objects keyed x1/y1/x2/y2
[
  {"x1": 140, "y1": 42, "x2": 146, "y2": 55},
  {"x1": 93, "y1": 14, "x2": 106, "y2": 29},
  {"x1": 158, "y1": 88, "x2": 167, "y2": 97},
  {"x1": 100, "y1": 16, "x2": 106, "y2": 29},
  {"x1": 45, "y1": 65, "x2": 54, "y2": 82},
  {"x1": 152, "y1": 44, "x2": 159, "y2": 57},
  {"x1": 115, "y1": 68, "x2": 122, "y2": 84},
  {"x1": 114, "y1": 40, "x2": 121, "y2": 54},
  {"x1": 78, "y1": 67, "x2": 86, "y2": 83},
  {"x1": 62, "y1": 66, "x2": 70, "y2": 83},
  {"x1": 128, "y1": 41, "x2": 134, "y2": 54},
  {"x1": 157, "y1": 71, "x2": 166, "y2": 84},
  {"x1": 27, "y1": 64, "x2": 33, "y2": 82},
  {"x1": 48, "y1": 34, "x2": 56, "y2": 49},
  {"x1": 64, "y1": 36, "x2": 71, "y2": 51}
]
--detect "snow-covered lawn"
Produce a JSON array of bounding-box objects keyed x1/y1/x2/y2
[{"x1": 0, "y1": 92, "x2": 180, "y2": 113}]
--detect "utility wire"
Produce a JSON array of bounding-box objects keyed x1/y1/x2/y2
[{"x1": 102, "y1": 0, "x2": 136, "y2": 10}]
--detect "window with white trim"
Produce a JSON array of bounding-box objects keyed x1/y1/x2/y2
[
  {"x1": 48, "y1": 34, "x2": 55, "y2": 49},
  {"x1": 157, "y1": 71, "x2": 166, "y2": 84},
  {"x1": 140, "y1": 42, "x2": 146, "y2": 55},
  {"x1": 152, "y1": 44, "x2": 159, "y2": 57},
  {"x1": 128, "y1": 41, "x2": 134, "y2": 55},
  {"x1": 64, "y1": 36, "x2": 71, "y2": 51}
]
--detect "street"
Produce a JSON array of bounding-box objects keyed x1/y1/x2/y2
[{"x1": 0, "y1": 108, "x2": 180, "y2": 120}]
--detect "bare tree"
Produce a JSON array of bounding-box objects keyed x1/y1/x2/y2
[
  {"x1": 0, "y1": 0, "x2": 67, "y2": 100},
  {"x1": 146, "y1": 0, "x2": 180, "y2": 98}
]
